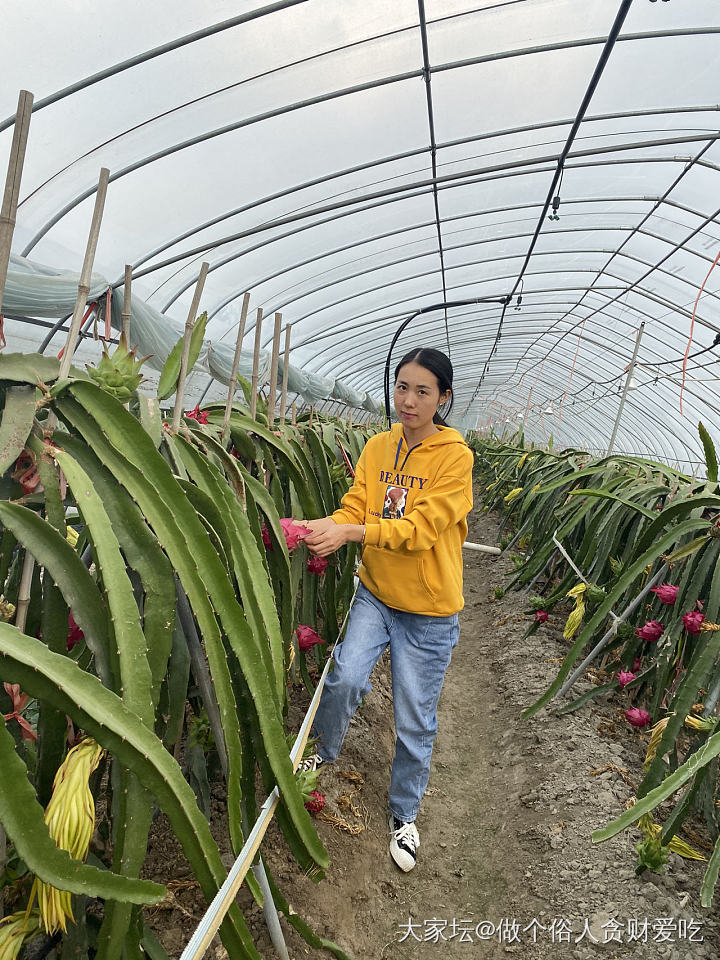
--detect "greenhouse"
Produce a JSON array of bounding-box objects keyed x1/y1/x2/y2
[{"x1": 2, "y1": 1, "x2": 720, "y2": 958}]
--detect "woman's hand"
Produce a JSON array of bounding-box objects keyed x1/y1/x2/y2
[{"x1": 304, "y1": 518, "x2": 364, "y2": 557}]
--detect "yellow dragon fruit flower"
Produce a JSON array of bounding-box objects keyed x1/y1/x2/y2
[
  {"x1": 0, "y1": 911, "x2": 41, "y2": 960},
  {"x1": 504, "y1": 487, "x2": 523, "y2": 503},
  {"x1": 684, "y1": 714, "x2": 716, "y2": 733},
  {"x1": 638, "y1": 813, "x2": 707, "y2": 861},
  {"x1": 562, "y1": 583, "x2": 587, "y2": 640},
  {"x1": 32, "y1": 739, "x2": 105, "y2": 934},
  {"x1": 644, "y1": 715, "x2": 672, "y2": 766}
]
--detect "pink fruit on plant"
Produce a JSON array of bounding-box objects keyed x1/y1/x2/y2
[
  {"x1": 650, "y1": 584, "x2": 678, "y2": 605},
  {"x1": 280, "y1": 518, "x2": 311, "y2": 550},
  {"x1": 534, "y1": 610, "x2": 548, "y2": 623},
  {"x1": 295, "y1": 625, "x2": 323, "y2": 651},
  {"x1": 306, "y1": 555, "x2": 329, "y2": 575},
  {"x1": 304, "y1": 790, "x2": 325, "y2": 814},
  {"x1": 625, "y1": 707, "x2": 651, "y2": 728},
  {"x1": 185, "y1": 404, "x2": 209, "y2": 424},
  {"x1": 682, "y1": 611, "x2": 705, "y2": 635},
  {"x1": 635, "y1": 620, "x2": 664, "y2": 642},
  {"x1": 66, "y1": 612, "x2": 84, "y2": 652},
  {"x1": 617, "y1": 671, "x2": 636, "y2": 689},
  {"x1": 632, "y1": 658, "x2": 643, "y2": 672}
]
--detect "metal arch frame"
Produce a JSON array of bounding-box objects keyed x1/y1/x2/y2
[
  {"x1": 440, "y1": 339, "x2": 712, "y2": 460},
  {"x1": 373, "y1": 328, "x2": 693, "y2": 458},
  {"x1": 203, "y1": 186, "x2": 720, "y2": 347},
  {"x1": 214, "y1": 192, "x2": 720, "y2": 353},
  {"x1": 18, "y1": 26, "x2": 720, "y2": 258},
  {"x1": 142, "y1": 149, "x2": 720, "y2": 342},
  {"x1": 308, "y1": 296, "x2": 720, "y2": 454},
  {"x1": 248, "y1": 227, "x2": 720, "y2": 348},
  {"x1": 0, "y1": 0, "x2": 310, "y2": 133},
  {"x1": 503, "y1": 133, "x2": 720, "y2": 383},
  {"x1": 501, "y1": 193, "x2": 720, "y2": 391},
  {"x1": 201, "y1": 198, "x2": 660, "y2": 331},
  {"x1": 282, "y1": 271, "x2": 718, "y2": 383},
  {"x1": 117, "y1": 103, "x2": 720, "y2": 285},
  {"x1": 144, "y1": 138, "x2": 720, "y2": 309}
]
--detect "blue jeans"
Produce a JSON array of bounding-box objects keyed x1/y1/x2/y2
[{"x1": 312, "y1": 582, "x2": 459, "y2": 823}]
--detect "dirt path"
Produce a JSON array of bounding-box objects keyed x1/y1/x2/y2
[{"x1": 147, "y1": 510, "x2": 720, "y2": 959}]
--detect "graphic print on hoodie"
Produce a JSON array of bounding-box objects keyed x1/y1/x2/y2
[{"x1": 331, "y1": 423, "x2": 473, "y2": 616}]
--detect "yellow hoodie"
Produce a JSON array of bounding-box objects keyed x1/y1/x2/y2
[{"x1": 331, "y1": 423, "x2": 474, "y2": 616}]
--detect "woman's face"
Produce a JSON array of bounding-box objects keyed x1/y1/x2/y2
[{"x1": 393, "y1": 361, "x2": 450, "y2": 432}]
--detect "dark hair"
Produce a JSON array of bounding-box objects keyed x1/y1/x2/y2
[{"x1": 394, "y1": 347, "x2": 454, "y2": 426}]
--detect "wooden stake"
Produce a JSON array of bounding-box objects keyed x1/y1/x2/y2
[
  {"x1": 250, "y1": 308, "x2": 263, "y2": 420},
  {"x1": 266, "y1": 312, "x2": 282, "y2": 425},
  {"x1": 121, "y1": 264, "x2": 133, "y2": 342},
  {"x1": 21, "y1": 167, "x2": 110, "y2": 639},
  {"x1": 279, "y1": 324, "x2": 291, "y2": 423},
  {"x1": 221, "y1": 291, "x2": 250, "y2": 445},
  {"x1": 0, "y1": 90, "x2": 33, "y2": 314},
  {"x1": 291, "y1": 401, "x2": 296, "y2": 426},
  {"x1": 309, "y1": 405, "x2": 314, "y2": 427},
  {"x1": 172, "y1": 262, "x2": 209, "y2": 432},
  {"x1": 59, "y1": 168, "x2": 110, "y2": 378}
]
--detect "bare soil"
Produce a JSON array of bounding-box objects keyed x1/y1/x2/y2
[{"x1": 145, "y1": 510, "x2": 720, "y2": 960}]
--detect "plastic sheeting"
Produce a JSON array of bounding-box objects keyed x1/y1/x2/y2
[
  {"x1": 4, "y1": 1, "x2": 720, "y2": 457},
  {"x1": 3, "y1": 254, "x2": 384, "y2": 413}
]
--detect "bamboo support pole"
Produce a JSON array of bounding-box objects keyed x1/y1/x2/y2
[
  {"x1": 172, "y1": 263, "x2": 209, "y2": 432},
  {"x1": 249, "y1": 308, "x2": 263, "y2": 420},
  {"x1": 309, "y1": 405, "x2": 314, "y2": 427},
  {"x1": 221, "y1": 291, "x2": 250, "y2": 445},
  {"x1": 58, "y1": 168, "x2": 110, "y2": 379},
  {"x1": 0, "y1": 91, "x2": 32, "y2": 316},
  {"x1": 278, "y1": 324, "x2": 292, "y2": 423},
  {"x1": 121, "y1": 265, "x2": 133, "y2": 342},
  {"x1": 291, "y1": 401, "x2": 297, "y2": 426},
  {"x1": 17, "y1": 167, "x2": 111, "y2": 638},
  {"x1": 266, "y1": 312, "x2": 282, "y2": 425}
]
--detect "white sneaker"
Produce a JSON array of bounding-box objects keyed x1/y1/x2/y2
[
  {"x1": 389, "y1": 816, "x2": 420, "y2": 872},
  {"x1": 298, "y1": 752, "x2": 325, "y2": 773}
]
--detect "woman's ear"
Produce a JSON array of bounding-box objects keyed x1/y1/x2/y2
[{"x1": 438, "y1": 389, "x2": 451, "y2": 408}]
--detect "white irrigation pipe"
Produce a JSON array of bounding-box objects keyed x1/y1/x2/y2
[
  {"x1": 463, "y1": 541, "x2": 501, "y2": 554},
  {"x1": 180, "y1": 579, "x2": 359, "y2": 960}
]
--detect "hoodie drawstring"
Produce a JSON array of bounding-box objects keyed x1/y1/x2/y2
[{"x1": 393, "y1": 435, "x2": 421, "y2": 473}]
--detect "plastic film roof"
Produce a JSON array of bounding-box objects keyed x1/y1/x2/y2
[{"x1": 3, "y1": 0, "x2": 720, "y2": 465}]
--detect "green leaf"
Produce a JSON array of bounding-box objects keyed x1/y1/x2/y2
[
  {"x1": 0, "y1": 353, "x2": 86, "y2": 385},
  {"x1": 0, "y1": 715, "x2": 164, "y2": 905},
  {"x1": 0, "y1": 624, "x2": 256, "y2": 960},
  {"x1": 156, "y1": 311, "x2": 208, "y2": 400},
  {"x1": 57, "y1": 449, "x2": 154, "y2": 724},
  {"x1": 592, "y1": 723, "x2": 720, "y2": 846},
  {"x1": 0, "y1": 385, "x2": 36, "y2": 475},
  {"x1": 701, "y1": 833, "x2": 720, "y2": 907},
  {"x1": 699, "y1": 422, "x2": 718, "y2": 484},
  {"x1": 0, "y1": 501, "x2": 113, "y2": 688},
  {"x1": 521, "y1": 517, "x2": 711, "y2": 720},
  {"x1": 568, "y1": 488, "x2": 657, "y2": 520},
  {"x1": 54, "y1": 384, "x2": 327, "y2": 871}
]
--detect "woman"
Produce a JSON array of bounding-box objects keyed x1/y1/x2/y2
[{"x1": 302, "y1": 347, "x2": 474, "y2": 872}]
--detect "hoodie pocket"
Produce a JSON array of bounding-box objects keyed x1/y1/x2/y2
[{"x1": 418, "y1": 557, "x2": 436, "y2": 600}]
